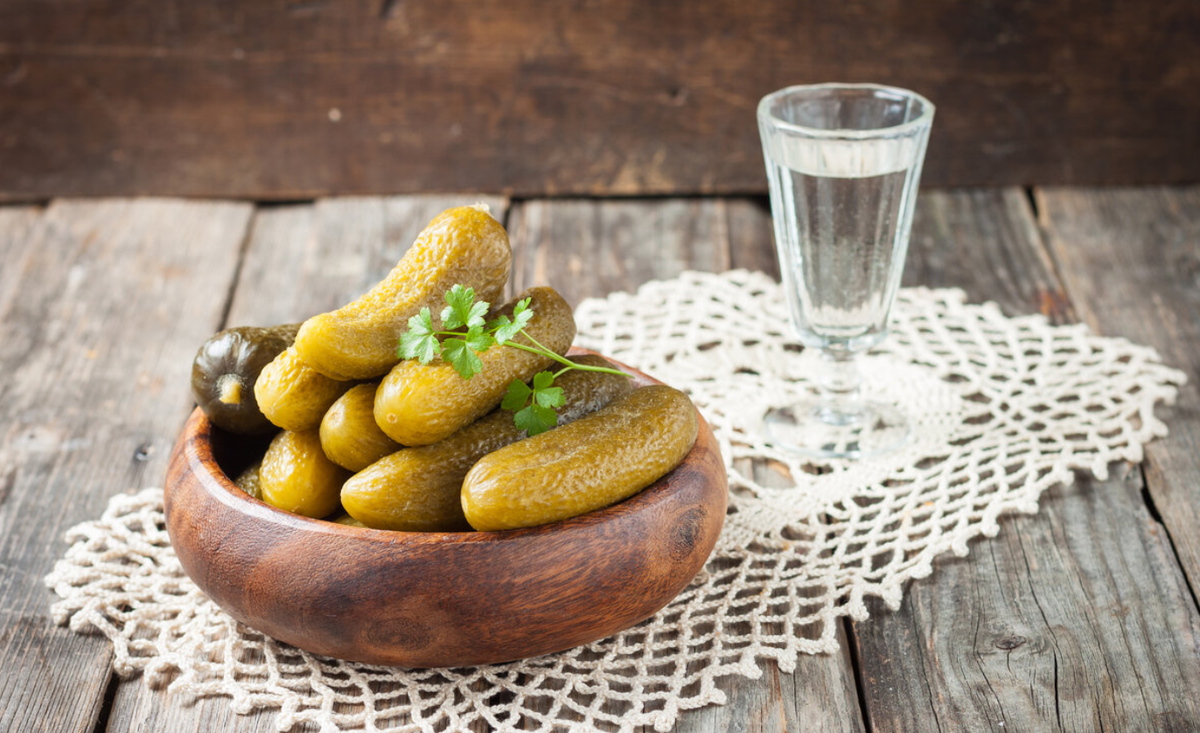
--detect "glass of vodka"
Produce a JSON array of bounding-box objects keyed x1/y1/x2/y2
[{"x1": 757, "y1": 83, "x2": 934, "y2": 459}]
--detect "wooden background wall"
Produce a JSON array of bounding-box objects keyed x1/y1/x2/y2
[{"x1": 0, "y1": 0, "x2": 1197, "y2": 199}]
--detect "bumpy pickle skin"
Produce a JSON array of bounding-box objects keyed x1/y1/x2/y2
[
  {"x1": 374, "y1": 286, "x2": 577, "y2": 446},
  {"x1": 260, "y1": 429, "x2": 351, "y2": 518},
  {"x1": 234, "y1": 461, "x2": 263, "y2": 501},
  {"x1": 342, "y1": 356, "x2": 634, "y2": 531},
  {"x1": 254, "y1": 346, "x2": 353, "y2": 432},
  {"x1": 294, "y1": 205, "x2": 512, "y2": 380},
  {"x1": 461, "y1": 385, "x2": 698, "y2": 532},
  {"x1": 330, "y1": 513, "x2": 367, "y2": 528},
  {"x1": 320, "y1": 382, "x2": 402, "y2": 471}
]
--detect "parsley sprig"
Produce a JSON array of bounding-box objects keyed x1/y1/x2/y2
[{"x1": 398, "y1": 285, "x2": 629, "y2": 435}]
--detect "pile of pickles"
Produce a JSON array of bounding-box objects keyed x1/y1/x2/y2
[{"x1": 191, "y1": 205, "x2": 698, "y2": 533}]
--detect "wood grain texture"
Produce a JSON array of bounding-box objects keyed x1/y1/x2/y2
[
  {"x1": 3, "y1": 0, "x2": 1199, "y2": 199},
  {"x1": 508, "y1": 199, "x2": 731, "y2": 304},
  {"x1": 0, "y1": 207, "x2": 43, "y2": 316},
  {"x1": 509, "y1": 197, "x2": 866, "y2": 733},
  {"x1": 844, "y1": 188, "x2": 1200, "y2": 731},
  {"x1": 1036, "y1": 185, "x2": 1200, "y2": 610},
  {"x1": 105, "y1": 194, "x2": 507, "y2": 732},
  {"x1": 0, "y1": 199, "x2": 252, "y2": 733}
]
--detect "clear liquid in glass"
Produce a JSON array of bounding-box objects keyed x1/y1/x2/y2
[{"x1": 764, "y1": 137, "x2": 919, "y2": 354}]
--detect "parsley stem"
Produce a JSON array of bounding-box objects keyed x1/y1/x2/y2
[{"x1": 504, "y1": 338, "x2": 630, "y2": 378}]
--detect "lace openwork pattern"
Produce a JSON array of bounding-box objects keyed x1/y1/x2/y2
[{"x1": 46, "y1": 270, "x2": 1185, "y2": 732}]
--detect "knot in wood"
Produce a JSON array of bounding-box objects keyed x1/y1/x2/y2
[{"x1": 993, "y1": 635, "x2": 1027, "y2": 651}]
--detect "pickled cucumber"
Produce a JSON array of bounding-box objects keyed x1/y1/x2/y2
[
  {"x1": 254, "y1": 347, "x2": 354, "y2": 432},
  {"x1": 234, "y1": 461, "x2": 263, "y2": 500},
  {"x1": 461, "y1": 385, "x2": 698, "y2": 531},
  {"x1": 330, "y1": 513, "x2": 367, "y2": 528},
  {"x1": 192, "y1": 324, "x2": 299, "y2": 434},
  {"x1": 374, "y1": 286, "x2": 577, "y2": 446},
  {"x1": 294, "y1": 205, "x2": 512, "y2": 380},
  {"x1": 319, "y1": 382, "x2": 401, "y2": 471},
  {"x1": 342, "y1": 356, "x2": 633, "y2": 531},
  {"x1": 260, "y1": 429, "x2": 351, "y2": 518}
]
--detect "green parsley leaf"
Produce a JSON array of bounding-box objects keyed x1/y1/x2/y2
[
  {"x1": 501, "y1": 379, "x2": 532, "y2": 411},
  {"x1": 398, "y1": 308, "x2": 440, "y2": 362},
  {"x1": 397, "y1": 285, "x2": 632, "y2": 436},
  {"x1": 464, "y1": 325, "x2": 495, "y2": 353},
  {"x1": 489, "y1": 298, "x2": 534, "y2": 345},
  {"x1": 514, "y1": 402, "x2": 558, "y2": 436},
  {"x1": 533, "y1": 386, "x2": 564, "y2": 408},
  {"x1": 441, "y1": 338, "x2": 483, "y2": 380},
  {"x1": 441, "y1": 285, "x2": 489, "y2": 330},
  {"x1": 525, "y1": 371, "x2": 564, "y2": 410}
]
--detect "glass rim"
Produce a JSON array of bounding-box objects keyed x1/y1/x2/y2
[{"x1": 757, "y1": 83, "x2": 935, "y2": 140}]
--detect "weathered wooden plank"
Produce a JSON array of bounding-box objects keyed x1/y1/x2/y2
[
  {"x1": 104, "y1": 195, "x2": 508, "y2": 733},
  {"x1": 726, "y1": 199, "x2": 778, "y2": 280},
  {"x1": 848, "y1": 188, "x2": 1200, "y2": 731},
  {"x1": 508, "y1": 199, "x2": 731, "y2": 305},
  {"x1": 1036, "y1": 185, "x2": 1200, "y2": 610},
  {"x1": 509, "y1": 198, "x2": 865, "y2": 733},
  {"x1": 0, "y1": 206, "x2": 44, "y2": 315},
  {"x1": 0, "y1": 199, "x2": 252, "y2": 733},
  {"x1": 3, "y1": 0, "x2": 1199, "y2": 200}
]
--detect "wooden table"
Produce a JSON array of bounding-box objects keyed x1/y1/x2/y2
[{"x1": 1, "y1": 187, "x2": 1198, "y2": 732}]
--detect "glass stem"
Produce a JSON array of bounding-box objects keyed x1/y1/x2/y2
[{"x1": 816, "y1": 349, "x2": 865, "y2": 425}]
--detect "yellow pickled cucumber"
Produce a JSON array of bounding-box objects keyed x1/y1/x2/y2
[
  {"x1": 342, "y1": 356, "x2": 633, "y2": 531},
  {"x1": 234, "y1": 461, "x2": 263, "y2": 500},
  {"x1": 462, "y1": 385, "x2": 698, "y2": 531},
  {"x1": 254, "y1": 347, "x2": 353, "y2": 432},
  {"x1": 294, "y1": 205, "x2": 512, "y2": 380},
  {"x1": 260, "y1": 429, "x2": 351, "y2": 518},
  {"x1": 374, "y1": 286, "x2": 577, "y2": 446},
  {"x1": 330, "y1": 513, "x2": 367, "y2": 528},
  {"x1": 319, "y1": 382, "x2": 401, "y2": 471}
]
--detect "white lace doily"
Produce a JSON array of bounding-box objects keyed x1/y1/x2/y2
[{"x1": 46, "y1": 270, "x2": 1185, "y2": 733}]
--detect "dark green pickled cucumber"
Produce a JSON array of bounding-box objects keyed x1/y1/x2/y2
[
  {"x1": 192, "y1": 324, "x2": 299, "y2": 434},
  {"x1": 462, "y1": 385, "x2": 698, "y2": 531},
  {"x1": 342, "y1": 356, "x2": 634, "y2": 531},
  {"x1": 319, "y1": 382, "x2": 401, "y2": 471}
]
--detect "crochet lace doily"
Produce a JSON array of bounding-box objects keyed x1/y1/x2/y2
[{"x1": 46, "y1": 270, "x2": 1185, "y2": 733}]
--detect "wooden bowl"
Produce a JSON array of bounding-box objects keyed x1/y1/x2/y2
[{"x1": 164, "y1": 352, "x2": 727, "y2": 668}]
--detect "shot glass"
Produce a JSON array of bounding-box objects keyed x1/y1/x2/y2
[{"x1": 757, "y1": 83, "x2": 934, "y2": 459}]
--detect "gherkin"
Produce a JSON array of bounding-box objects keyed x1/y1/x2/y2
[
  {"x1": 260, "y1": 429, "x2": 350, "y2": 519},
  {"x1": 462, "y1": 386, "x2": 698, "y2": 532},
  {"x1": 373, "y1": 287, "x2": 577, "y2": 447},
  {"x1": 319, "y1": 382, "x2": 401, "y2": 471},
  {"x1": 342, "y1": 356, "x2": 633, "y2": 532},
  {"x1": 294, "y1": 205, "x2": 512, "y2": 380}
]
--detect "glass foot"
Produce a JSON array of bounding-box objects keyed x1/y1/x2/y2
[{"x1": 764, "y1": 400, "x2": 910, "y2": 460}]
